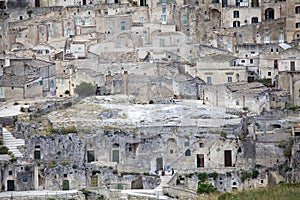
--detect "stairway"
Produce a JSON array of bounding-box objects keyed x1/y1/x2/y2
[
  {"x1": 120, "y1": 174, "x2": 172, "y2": 200},
  {"x1": 2, "y1": 128, "x2": 24, "y2": 158}
]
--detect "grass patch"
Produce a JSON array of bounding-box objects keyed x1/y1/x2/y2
[{"x1": 216, "y1": 183, "x2": 300, "y2": 200}]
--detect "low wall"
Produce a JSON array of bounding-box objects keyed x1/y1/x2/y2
[{"x1": 163, "y1": 185, "x2": 198, "y2": 199}]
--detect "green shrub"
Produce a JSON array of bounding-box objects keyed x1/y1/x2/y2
[
  {"x1": 197, "y1": 182, "x2": 217, "y2": 194},
  {"x1": 198, "y1": 173, "x2": 208, "y2": 182},
  {"x1": 241, "y1": 172, "x2": 252, "y2": 183},
  {"x1": 0, "y1": 146, "x2": 9, "y2": 154},
  {"x1": 74, "y1": 82, "x2": 96, "y2": 97},
  {"x1": 208, "y1": 172, "x2": 218, "y2": 180}
]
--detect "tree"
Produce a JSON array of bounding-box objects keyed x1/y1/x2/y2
[{"x1": 74, "y1": 82, "x2": 96, "y2": 97}]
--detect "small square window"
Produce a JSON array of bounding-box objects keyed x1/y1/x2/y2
[
  {"x1": 184, "y1": 142, "x2": 189, "y2": 147},
  {"x1": 64, "y1": 174, "x2": 67, "y2": 178},
  {"x1": 199, "y1": 143, "x2": 204, "y2": 148},
  {"x1": 9, "y1": 171, "x2": 12, "y2": 175},
  {"x1": 23, "y1": 176, "x2": 28, "y2": 182},
  {"x1": 268, "y1": 72, "x2": 271, "y2": 76}
]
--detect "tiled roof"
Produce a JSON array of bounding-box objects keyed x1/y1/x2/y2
[
  {"x1": 226, "y1": 82, "x2": 267, "y2": 94},
  {"x1": 0, "y1": 75, "x2": 39, "y2": 87}
]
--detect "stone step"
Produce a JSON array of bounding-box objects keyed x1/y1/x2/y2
[{"x1": 2, "y1": 128, "x2": 24, "y2": 158}]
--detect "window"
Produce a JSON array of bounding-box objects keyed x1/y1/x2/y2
[
  {"x1": 279, "y1": 33, "x2": 284, "y2": 43},
  {"x1": 199, "y1": 143, "x2": 204, "y2": 148},
  {"x1": 161, "y1": 15, "x2": 167, "y2": 24},
  {"x1": 268, "y1": 72, "x2": 271, "y2": 76},
  {"x1": 9, "y1": 171, "x2": 12, "y2": 175},
  {"x1": 184, "y1": 141, "x2": 189, "y2": 147},
  {"x1": 66, "y1": 29, "x2": 71, "y2": 37},
  {"x1": 50, "y1": 80, "x2": 54, "y2": 88},
  {"x1": 236, "y1": 100, "x2": 239, "y2": 105},
  {"x1": 162, "y1": 6, "x2": 166, "y2": 13},
  {"x1": 85, "y1": 17, "x2": 90, "y2": 25},
  {"x1": 159, "y1": 38, "x2": 165, "y2": 47},
  {"x1": 233, "y1": 11, "x2": 239, "y2": 18},
  {"x1": 251, "y1": 17, "x2": 258, "y2": 24},
  {"x1": 264, "y1": 36, "x2": 270, "y2": 44},
  {"x1": 161, "y1": 0, "x2": 166, "y2": 5},
  {"x1": 207, "y1": 76, "x2": 212, "y2": 84},
  {"x1": 17, "y1": 33, "x2": 22, "y2": 38},
  {"x1": 274, "y1": 60, "x2": 278, "y2": 69},
  {"x1": 239, "y1": 34, "x2": 242, "y2": 39},
  {"x1": 233, "y1": 21, "x2": 240, "y2": 27},
  {"x1": 120, "y1": 37, "x2": 125, "y2": 47},
  {"x1": 185, "y1": 149, "x2": 191, "y2": 156},
  {"x1": 182, "y1": 14, "x2": 187, "y2": 25},
  {"x1": 296, "y1": 23, "x2": 300, "y2": 29},
  {"x1": 271, "y1": 48, "x2": 273, "y2": 52},
  {"x1": 23, "y1": 176, "x2": 28, "y2": 182},
  {"x1": 227, "y1": 76, "x2": 232, "y2": 83},
  {"x1": 76, "y1": 18, "x2": 81, "y2": 25},
  {"x1": 121, "y1": 21, "x2": 126, "y2": 30},
  {"x1": 291, "y1": 61, "x2": 295, "y2": 71},
  {"x1": 170, "y1": 149, "x2": 173, "y2": 154},
  {"x1": 140, "y1": 17, "x2": 144, "y2": 23},
  {"x1": 250, "y1": 59, "x2": 253, "y2": 64},
  {"x1": 67, "y1": 22, "x2": 71, "y2": 26},
  {"x1": 265, "y1": 8, "x2": 274, "y2": 20},
  {"x1": 296, "y1": 6, "x2": 300, "y2": 14}
]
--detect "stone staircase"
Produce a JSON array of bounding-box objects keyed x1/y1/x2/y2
[
  {"x1": 2, "y1": 128, "x2": 24, "y2": 158},
  {"x1": 120, "y1": 174, "x2": 173, "y2": 200}
]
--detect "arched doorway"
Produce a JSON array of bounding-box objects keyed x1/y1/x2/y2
[
  {"x1": 209, "y1": 9, "x2": 221, "y2": 28},
  {"x1": 265, "y1": 8, "x2": 274, "y2": 21}
]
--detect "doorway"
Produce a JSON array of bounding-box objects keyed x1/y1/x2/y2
[
  {"x1": 224, "y1": 150, "x2": 232, "y2": 167},
  {"x1": 7, "y1": 180, "x2": 14, "y2": 191},
  {"x1": 62, "y1": 180, "x2": 69, "y2": 190},
  {"x1": 156, "y1": 157, "x2": 163, "y2": 170},
  {"x1": 197, "y1": 154, "x2": 204, "y2": 168}
]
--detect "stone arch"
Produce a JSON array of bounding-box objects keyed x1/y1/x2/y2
[
  {"x1": 293, "y1": 31, "x2": 300, "y2": 40},
  {"x1": 265, "y1": 8, "x2": 274, "y2": 21},
  {"x1": 209, "y1": 8, "x2": 221, "y2": 28},
  {"x1": 185, "y1": 149, "x2": 191, "y2": 156},
  {"x1": 117, "y1": 32, "x2": 131, "y2": 48},
  {"x1": 11, "y1": 43, "x2": 24, "y2": 51}
]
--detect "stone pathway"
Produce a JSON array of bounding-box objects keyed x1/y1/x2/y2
[{"x1": 2, "y1": 127, "x2": 24, "y2": 158}]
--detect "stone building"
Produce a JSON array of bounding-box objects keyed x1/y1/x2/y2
[
  {"x1": 203, "y1": 82, "x2": 271, "y2": 113},
  {"x1": 0, "y1": 58, "x2": 56, "y2": 99},
  {"x1": 190, "y1": 54, "x2": 246, "y2": 85}
]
